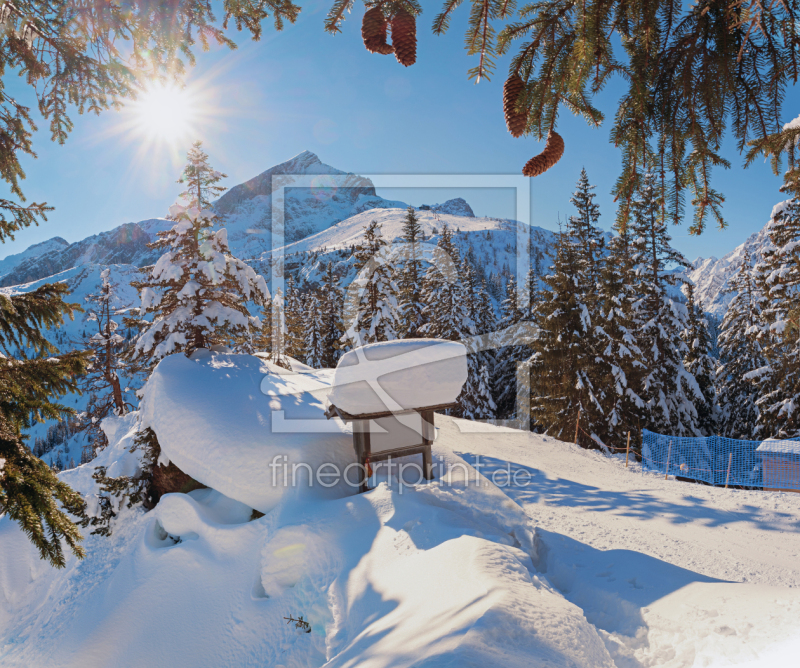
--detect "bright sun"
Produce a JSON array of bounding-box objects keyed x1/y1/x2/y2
[{"x1": 131, "y1": 83, "x2": 197, "y2": 144}]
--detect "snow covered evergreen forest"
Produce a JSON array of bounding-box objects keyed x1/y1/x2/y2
[{"x1": 4, "y1": 145, "x2": 800, "y2": 666}]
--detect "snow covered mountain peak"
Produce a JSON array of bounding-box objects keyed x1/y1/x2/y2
[
  {"x1": 214, "y1": 150, "x2": 374, "y2": 216},
  {"x1": 0, "y1": 236, "x2": 69, "y2": 281},
  {"x1": 0, "y1": 153, "x2": 412, "y2": 284}
]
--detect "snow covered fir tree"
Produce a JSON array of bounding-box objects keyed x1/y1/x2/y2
[
  {"x1": 79, "y1": 268, "x2": 134, "y2": 459},
  {"x1": 130, "y1": 142, "x2": 269, "y2": 364}
]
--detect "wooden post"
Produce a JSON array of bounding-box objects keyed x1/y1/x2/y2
[
  {"x1": 625, "y1": 431, "x2": 631, "y2": 468},
  {"x1": 725, "y1": 452, "x2": 733, "y2": 489},
  {"x1": 574, "y1": 411, "x2": 580, "y2": 446},
  {"x1": 420, "y1": 409, "x2": 435, "y2": 480},
  {"x1": 664, "y1": 440, "x2": 672, "y2": 480}
]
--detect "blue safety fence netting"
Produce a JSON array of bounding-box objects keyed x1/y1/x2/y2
[{"x1": 641, "y1": 429, "x2": 800, "y2": 491}]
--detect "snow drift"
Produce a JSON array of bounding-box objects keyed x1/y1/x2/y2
[
  {"x1": 140, "y1": 351, "x2": 356, "y2": 513},
  {"x1": 0, "y1": 352, "x2": 617, "y2": 667}
]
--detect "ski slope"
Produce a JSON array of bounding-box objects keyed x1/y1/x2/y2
[{"x1": 1, "y1": 353, "x2": 799, "y2": 667}]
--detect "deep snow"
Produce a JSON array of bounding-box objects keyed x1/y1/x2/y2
[{"x1": 1, "y1": 353, "x2": 800, "y2": 667}]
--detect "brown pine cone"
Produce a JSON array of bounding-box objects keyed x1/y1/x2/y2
[
  {"x1": 362, "y1": 7, "x2": 394, "y2": 55},
  {"x1": 503, "y1": 74, "x2": 527, "y2": 138},
  {"x1": 522, "y1": 130, "x2": 565, "y2": 177},
  {"x1": 391, "y1": 9, "x2": 417, "y2": 67}
]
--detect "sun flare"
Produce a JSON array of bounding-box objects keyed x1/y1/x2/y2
[{"x1": 131, "y1": 83, "x2": 197, "y2": 144}]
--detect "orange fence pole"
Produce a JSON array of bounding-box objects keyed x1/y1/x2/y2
[
  {"x1": 664, "y1": 440, "x2": 672, "y2": 480},
  {"x1": 725, "y1": 452, "x2": 733, "y2": 489}
]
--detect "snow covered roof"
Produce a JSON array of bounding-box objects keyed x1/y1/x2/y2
[
  {"x1": 327, "y1": 339, "x2": 468, "y2": 415},
  {"x1": 756, "y1": 440, "x2": 800, "y2": 455}
]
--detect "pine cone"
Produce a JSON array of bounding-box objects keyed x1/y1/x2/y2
[
  {"x1": 523, "y1": 130, "x2": 565, "y2": 177},
  {"x1": 503, "y1": 74, "x2": 527, "y2": 138},
  {"x1": 362, "y1": 7, "x2": 394, "y2": 55},
  {"x1": 391, "y1": 9, "x2": 417, "y2": 67}
]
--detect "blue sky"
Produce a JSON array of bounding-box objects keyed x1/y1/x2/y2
[{"x1": 2, "y1": 0, "x2": 798, "y2": 262}]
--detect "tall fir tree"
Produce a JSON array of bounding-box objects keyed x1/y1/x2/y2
[
  {"x1": 567, "y1": 168, "x2": 605, "y2": 292},
  {"x1": 528, "y1": 171, "x2": 609, "y2": 445},
  {"x1": 320, "y1": 262, "x2": 344, "y2": 368},
  {"x1": 343, "y1": 220, "x2": 401, "y2": 346},
  {"x1": 682, "y1": 284, "x2": 718, "y2": 435},
  {"x1": 630, "y1": 174, "x2": 701, "y2": 437},
  {"x1": 397, "y1": 206, "x2": 426, "y2": 338},
  {"x1": 528, "y1": 208, "x2": 611, "y2": 447},
  {"x1": 751, "y1": 177, "x2": 800, "y2": 438},
  {"x1": 284, "y1": 276, "x2": 306, "y2": 362},
  {"x1": 717, "y1": 252, "x2": 766, "y2": 439},
  {"x1": 131, "y1": 143, "x2": 269, "y2": 365},
  {"x1": 593, "y1": 229, "x2": 647, "y2": 448},
  {"x1": 80, "y1": 269, "x2": 133, "y2": 457},
  {"x1": 528, "y1": 231, "x2": 604, "y2": 443}
]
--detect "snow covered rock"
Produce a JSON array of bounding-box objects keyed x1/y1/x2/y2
[
  {"x1": 327, "y1": 339, "x2": 468, "y2": 415},
  {"x1": 141, "y1": 352, "x2": 356, "y2": 513},
  {"x1": 429, "y1": 197, "x2": 475, "y2": 217}
]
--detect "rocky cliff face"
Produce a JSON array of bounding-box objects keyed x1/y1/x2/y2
[
  {"x1": 213, "y1": 150, "x2": 406, "y2": 255},
  {"x1": 0, "y1": 237, "x2": 69, "y2": 281},
  {"x1": 429, "y1": 198, "x2": 475, "y2": 217}
]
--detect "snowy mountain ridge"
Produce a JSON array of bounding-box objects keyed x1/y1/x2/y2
[
  {"x1": 687, "y1": 223, "x2": 772, "y2": 318},
  {"x1": 0, "y1": 152, "x2": 481, "y2": 287},
  {"x1": 0, "y1": 220, "x2": 173, "y2": 288},
  {"x1": 260, "y1": 207, "x2": 557, "y2": 297},
  {"x1": 0, "y1": 236, "x2": 69, "y2": 281}
]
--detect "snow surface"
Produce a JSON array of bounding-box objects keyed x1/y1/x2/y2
[
  {"x1": 756, "y1": 439, "x2": 800, "y2": 455},
  {"x1": 3, "y1": 356, "x2": 800, "y2": 666},
  {"x1": 327, "y1": 339, "x2": 468, "y2": 415}
]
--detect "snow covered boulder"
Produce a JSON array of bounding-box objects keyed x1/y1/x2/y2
[
  {"x1": 140, "y1": 352, "x2": 356, "y2": 513},
  {"x1": 327, "y1": 339, "x2": 468, "y2": 415}
]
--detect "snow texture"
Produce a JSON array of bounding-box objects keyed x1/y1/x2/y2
[
  {"x1": 140, "y1": 351, "x2": 355, "y2": 513},
  {"x1": 2, "y1": 360, "x2": 800, "y2": 666},
  {"x1": 327, "y1": 339, "x2": 468, "y2": 415}
]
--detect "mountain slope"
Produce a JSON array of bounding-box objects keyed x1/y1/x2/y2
[
  {"x1": 0, "y1": 236, "x2": 69, "y2": 281},
  {"x1": 0, "y1": 220, "x2": 173, "y2": 288},
  {"x1": 256, "y1": 207, "x2": 557, "y2": 299},
  {"x1": 688, "y1": 223, "x2": 771, "y2": 318}
]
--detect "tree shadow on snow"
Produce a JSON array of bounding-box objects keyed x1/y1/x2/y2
[
  {"x1": 453, "y1": 451, "x2": 747, "y2": 642},
  {"x1": 456, "y1": 452, "x2": 798, "y2": 534}
]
